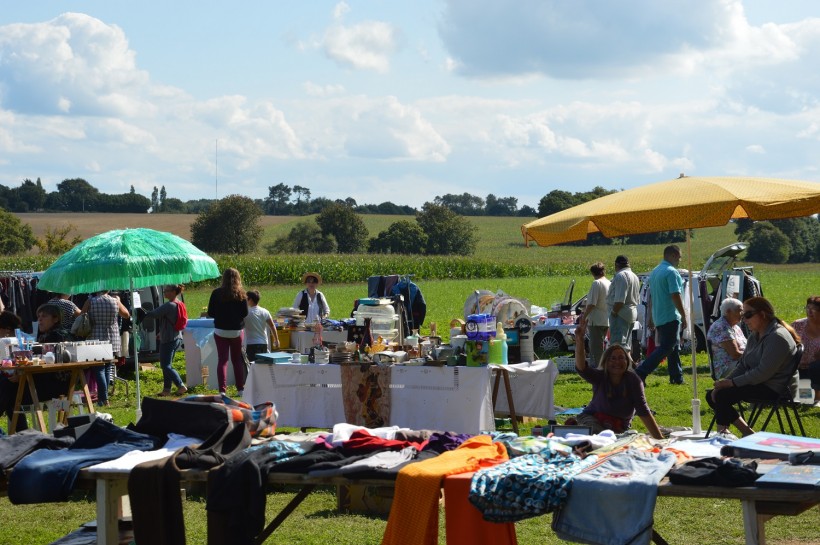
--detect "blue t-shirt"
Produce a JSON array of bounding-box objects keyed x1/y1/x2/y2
[{"x1": 648, "y1": 259, "x2": 683, "y2": 325}]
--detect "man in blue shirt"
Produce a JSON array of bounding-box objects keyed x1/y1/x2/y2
[{"x1": 636, "y1": 245, "x2": 687, "y2": 384}]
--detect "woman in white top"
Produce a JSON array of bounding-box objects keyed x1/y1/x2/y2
[{"x1": 293, "y1": 272, "x2": 330, "y2": 324}]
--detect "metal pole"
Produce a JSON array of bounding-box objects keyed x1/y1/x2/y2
[{"x1": 688, "y1": 230, "x2": 701, "y2": 433}]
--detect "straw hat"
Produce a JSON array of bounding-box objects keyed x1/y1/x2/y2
[{"x1": 301, "y1": 272, "x2": 323, "y2": 285}]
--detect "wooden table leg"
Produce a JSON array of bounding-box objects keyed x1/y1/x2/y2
[
  {"x1": 96, "y1": 476, "x2": 129, "y2": 545},
  {"x1": 741, "y1": 499, "x2": 769, "y2": 545},
  {"x1": 501, "y1": 369, "x2": 519, "y2": 435},
  {"x1": 9, "y1": 374, "x2": 28, "y2": 434},
  {"x1": 72, "y1": 368, "x2": 97, "y2": 415},
  {"x1": 25, "y1": 374, "x2": 47, "y2": 432}
]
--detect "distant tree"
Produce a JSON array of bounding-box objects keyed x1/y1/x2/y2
[
  {"x1": 267, "y1": 221, "x2": 337, "y2": 254},
  {"x1": 745, "y1": 222, "x2": 790, "y2": 264},
  {"x1": 184, "y1": 199, "x2": 216, "y2": 214},
  {"x1": 265, "y1": 183, "x2": 292, "y2": 215},
  {"x1": 34, "y1": 224, "x2": 83, "y2": 255},
  {"x1": 368, "y1": 220, "x2": 428, "y2": 254},
  {"x1": 130, "y1": 185, "x2": 136, "y2": 194},
  {"x1": 150, "y1": 186, "x2": 159, "y2": 212},
  {"x1": 57, "y1": 178, "x2": 99, "y2": 211},
  {"x1": 433, "y1": 193, "x2": 485, "y2": 216},
  {"x1": 161, "y1": 197, "x2": 187, "y2": 213},
  {"x1": 734, "y1": 218, "x2": 754, "y2": 239},
  {"x1": 16, "y1": 179, "x2": 47, "y2": 211},
  {"x1": 416, "y1": 203, "x2": 477, "y2": 256},
  {"x1": 625, "y1": 231, "x2": 687, "y2": 245},
  {"x1": 537, "y1": 190, "x2": 577, "y2": 217},
  {"x1": 159, "y1": 186, "x2": 167, "y2": 211},
  {"x1": 191, "y1": 195, "x2": 263, "y2": 254},
  {"x1": 0, "y1": 209, "x2": 36, "y2": 254},
  {"x1": 307, "y1": 196, "x2": 334, "y2": 214},
  {"x1": 771, "y1": 217, "x2": 820, "y2": 263},
  {"x1": 96, "y1": 192, "x2": 151, "y2": 213},
  {"x1": 292, "y1": 185, "x2": 311, "y2": 215},
  {"x1": 315, "y1": 203, "x2": 368, "y2": 253},
  {"x1": 518, "y1": 205, "x2": 537, "y2": 217},
  {"x1": 485, "y1": 194, "x2": 518, "y2": 216}
]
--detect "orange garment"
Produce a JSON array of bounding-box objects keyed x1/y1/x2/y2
[
  {"x1": 381, "y1": 435, "x2": 508, "y2": 545},
  {"x1": 444, "y1": 471, "x2": 517, "y2": 545}
]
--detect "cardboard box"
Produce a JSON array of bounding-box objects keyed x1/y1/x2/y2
[{"x1": 337, "y1": 484, "x2": 394, "y2": 515}]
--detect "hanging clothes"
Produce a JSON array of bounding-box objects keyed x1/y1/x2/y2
[{"x1": 391, "y1": 277, "x2": 426, "y2": 332}]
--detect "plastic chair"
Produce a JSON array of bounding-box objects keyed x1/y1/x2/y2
[{"x1": 745, "y1": 344, "x2": 806, "y2": 436}]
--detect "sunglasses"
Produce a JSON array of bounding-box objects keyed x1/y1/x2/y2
[
  {"x1": 305, "y1": 279, "x2": 318, "y2": 284},
  {"x1": 741, "y1": 310, "x2": 758, "y2": 320}
]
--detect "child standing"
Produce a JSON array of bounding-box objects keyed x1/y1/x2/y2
[{"x1": 244, "y1": 290, "x2": 281, "y2": 362}]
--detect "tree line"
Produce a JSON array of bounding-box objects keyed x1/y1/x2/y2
[{"x1": 0, "y1": 178, "x2": 538, "y2": 217}]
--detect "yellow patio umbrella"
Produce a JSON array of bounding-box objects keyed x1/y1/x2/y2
[
  {"x1": 522, "y1": 176, "x2": 820, "y2": 247},
  {"x1": 522, "y1": 175, "x2": 820, "y2": 434}
]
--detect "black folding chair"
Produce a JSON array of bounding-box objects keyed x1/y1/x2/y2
[{"x1": 746, "y1": 344, "x2": 807, "y2": 436}]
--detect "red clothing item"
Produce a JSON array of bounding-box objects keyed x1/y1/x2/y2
[{"x1": 342, "y1": 429, "x2": 427, "y2": 453}]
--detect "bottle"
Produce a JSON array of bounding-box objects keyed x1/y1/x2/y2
[
  {"x1": 488, "y1": 322, "x2": 504, "y2": 364},
  {"x1": 497, "y1": 322, "x2": 508, "y2": 365}
]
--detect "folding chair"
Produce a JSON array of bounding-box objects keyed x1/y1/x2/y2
[{"x1": 745, "y1": 344, "x2": 806, "y2": 436}]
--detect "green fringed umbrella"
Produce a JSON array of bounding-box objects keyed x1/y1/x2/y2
[
  {"x1": 37, "y1": 228, "x2": 219, "y2": 294},
  {"x1": 38, "y1": 228, "x2": 220, "y2": 419}
]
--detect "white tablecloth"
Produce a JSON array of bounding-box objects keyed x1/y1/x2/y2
[
  {"x1": 244, "y1": 363, "x2": 495, "y2": 434},
  {"x1": 491, "y1": 360, "x2": 558, "y2": 420},
  {"x1": 182, "y1": 326, "x2": 238, "y2": 390},
  {"x1": 290, "y1": 329, "x2": 349, "y2": 354}
]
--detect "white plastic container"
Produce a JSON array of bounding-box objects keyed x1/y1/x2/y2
[{"x1": 795, "y1": 378, "x2": 813, "y2": 404}]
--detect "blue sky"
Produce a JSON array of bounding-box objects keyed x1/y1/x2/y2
[{"x1": 1, "y1": 1, "x2": 819, "y2": 209}]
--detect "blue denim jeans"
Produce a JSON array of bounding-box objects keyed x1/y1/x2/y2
[
  {"x1": 608, "y1": 315, "x2": 633, "y2": 352},
  {"x1": 160, "y1": 337, "x2": 184, "y2": 390},
  {"x1": 637, "y1": 320, "x2": 683, "y2": 382},
  {"x1": 92, "y1": 362, "x2": 112, "y2": 405}
]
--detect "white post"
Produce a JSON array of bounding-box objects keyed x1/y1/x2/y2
[{"x1": 687, "y1": 231, "x2": 702, "y2": 434}]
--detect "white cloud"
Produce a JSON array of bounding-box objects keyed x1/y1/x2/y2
[
  {"x1": 321, "y1": 5, "x2": 399, "y2": 73},
  {"x1": 746, "y1": 144, "x2": 766, "y2": 154},
  {"x1": 0, "y1": 13, "x2": 150, "y2": 116}
]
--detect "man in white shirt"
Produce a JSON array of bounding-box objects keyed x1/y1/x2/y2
[
  {"x1": 606, "y1": 255, "x2": 640, "y2": 353},
  {"x1": 579, "y1": 262, "x2": 610, "y2": 368}
]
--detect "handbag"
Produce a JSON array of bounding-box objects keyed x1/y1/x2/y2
[{"x1": 71, "y1": 313, "x2": 94, "y2": 338}]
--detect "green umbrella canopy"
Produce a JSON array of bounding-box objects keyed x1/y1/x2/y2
[{"x1": 37, "y1": 228, "x2": 220, "y2": 294}]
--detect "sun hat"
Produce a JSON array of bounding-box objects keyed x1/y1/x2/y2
[{"x1": 301, "y1": 272, "x2": 322, "y2": 285}]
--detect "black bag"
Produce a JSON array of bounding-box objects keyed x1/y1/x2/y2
[{"x1": 668, "y1": 457, "x2": 759, "y2": 487}]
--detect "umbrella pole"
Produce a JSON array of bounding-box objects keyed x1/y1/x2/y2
[
  {"x1": 132, "y1": 278, "x2": 142, "y2": 422},
  {"x1": 687, "y1": 231, "x2": 702, "y2": 434}
]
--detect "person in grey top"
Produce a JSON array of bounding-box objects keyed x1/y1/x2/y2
[
  {"x1": 706, "y1": 296, "x2": 799, "y2": 437},
  {"x1": 606, "y1": 255, "x2": 640, "y2": 352},
  {"x1": 144, "y1": 284, "x2": 188, "y2": 397}
]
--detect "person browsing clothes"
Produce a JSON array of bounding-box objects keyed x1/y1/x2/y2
[
  {"x1": 293, "y1": 272, "x2": 330, "y2": 324},
  {"x1": 82, "y1": 291, "x2": 130, "y2": 407},
  {"x1": 572, "y1": 321, "x2": 664, "y2": 439},
  {"x1": 706, "y1": 297, "x2": 799, "y2": 437}
]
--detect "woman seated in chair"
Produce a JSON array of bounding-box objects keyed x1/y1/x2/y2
[
  {"x1": 572, "y1": 322, "x2": 664, "y2": 439},
  {"x1": 706, "y1": 297, "x2": 747, "y2": 380},
  {"x1": 0, "y1": 304, "x2": 71, "y2": 432},
  {"x1": 706, "y1": 296, "x2": 800, "y2": 437},
  {"x1": 791, "y1": 295, "x2": 820, "y2": 406}
]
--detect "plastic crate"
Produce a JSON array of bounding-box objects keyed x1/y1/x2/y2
[{"x1": 553, "y1": 356, "x2": 576, "y2": 373}]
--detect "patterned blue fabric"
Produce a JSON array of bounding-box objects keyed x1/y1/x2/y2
[{"x1": 469, "y1": 444, "x2": 599, "y2": 522}]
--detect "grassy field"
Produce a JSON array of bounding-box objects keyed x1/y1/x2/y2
[{"x1": 2, "y1": 213, "x2": 818, "y2": 544}]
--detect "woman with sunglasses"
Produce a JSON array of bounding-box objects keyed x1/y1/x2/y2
[
  {"x1": 706, "y1": 296, "x2": 800, "y2": 437},
  {"x1": 293, "y1": 272, "x2": 330, "y2": 325},
  {"x1": 791, "y1": 296, "x2": 820, "y2": 406}
]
